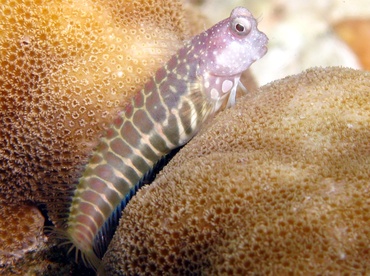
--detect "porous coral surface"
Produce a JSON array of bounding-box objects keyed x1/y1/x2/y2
[
  {"x1": 0, "y1": 0, "x2": 189, "y2": 216},
  {"x1": 0, "y1": 204, "x2": 44, "y2": 265},
  {"x1": 103, "y1": 67, "x2": 370, "y2": 275}
]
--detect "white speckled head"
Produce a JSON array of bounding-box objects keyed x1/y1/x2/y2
[
  {"x1": 193, "y1": 7, "x2": 268, "y2": 109},
  {"x1": 199, "y1": 7, "x2": 268, "y2": 77}
]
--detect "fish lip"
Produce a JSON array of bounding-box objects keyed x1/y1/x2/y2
[
  {"x1": 251, "y1": 45, "x2": 268, "y2": 62},
  {"x1": 260, "y1": 45, "x2": 268, "y2": 56}
]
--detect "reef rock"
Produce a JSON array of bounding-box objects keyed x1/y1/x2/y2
[{"x1": 103, "y1": 67, "x2": 370, "y2": 275}]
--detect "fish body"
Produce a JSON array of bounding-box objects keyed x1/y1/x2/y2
[{"x1": 62, "y1": 6, "x2": 268, "y2": 270}]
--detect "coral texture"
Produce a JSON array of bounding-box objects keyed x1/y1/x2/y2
[
  {"x1": 0, "y1": 204, "x2": 44, "y2": 265},
  {"x1": 0, "y1": 0, "x2": 256, "y2": 216},
  {"x1": 103, "y1": 67, "x2": 370, "y2": 275},
  {"x1": 0, "y1": 0, "x2": 191, "y2": 213}
]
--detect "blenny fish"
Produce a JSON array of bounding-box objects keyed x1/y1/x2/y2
[{"x1": 58, "y1": 6, "x2": 268, "y2": 270}]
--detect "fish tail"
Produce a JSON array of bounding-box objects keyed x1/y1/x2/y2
[
  {"x1": 47, "y1": 224, "x2": 102, "y2": 271},
  {"x1": 67, "y1": 227, "x2": 101, "y2": 270}
]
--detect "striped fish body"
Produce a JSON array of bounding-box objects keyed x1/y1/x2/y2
[{"x1": 63, "y1": 6, "x2": 268, "y2": 270}]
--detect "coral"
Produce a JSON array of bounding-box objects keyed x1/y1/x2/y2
[
  {"x1": 0, "y1": 1, "x2": 259, "y2": 272},
  {"x1": 0, "y1": 204, "x2": 45, "y2": 265},
  {"x1": 334, "y1": 19, "x2": 370, "y2": 70},
  {"x1": 103, "y1": 67, "x2": 370, "y2": 275},
  {"x1": 0, "y1": 0, "x2": 191, "y2": 215}
]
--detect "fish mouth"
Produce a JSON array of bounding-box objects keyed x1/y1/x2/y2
[
  {"x1": 251, "y1": 45, "x2": 268, "y2": 62},
  {"x1": 260, "y1": 45, "x2": 268, "y2": 57}
]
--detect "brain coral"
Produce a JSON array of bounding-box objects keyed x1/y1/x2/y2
[
  {"x1": 0, "y1": 0, "x2": 192, "y2": 215},
  {"x1": 103, "y1": 67, "x2": 370, "y2": 275}
]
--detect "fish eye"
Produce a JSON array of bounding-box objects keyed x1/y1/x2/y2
[{"x1": 231, "y1": 17, "x2": 251, "y2": 36}]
